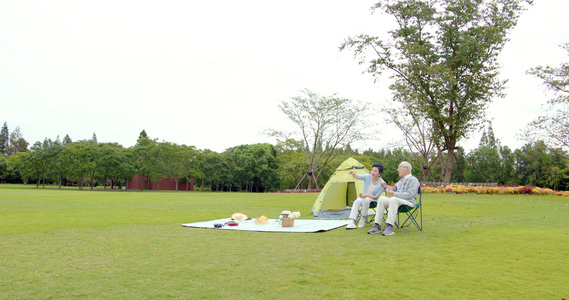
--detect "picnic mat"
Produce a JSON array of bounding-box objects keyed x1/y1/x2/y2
[{"x1": 181, "y1": 218, "x2": 351, "y2": 233}]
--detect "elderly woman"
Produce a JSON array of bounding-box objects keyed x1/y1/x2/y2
[{"x1": 346, "y1": 163, "x2": 386, "y2": 229}]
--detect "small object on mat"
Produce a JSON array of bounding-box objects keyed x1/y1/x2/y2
[
  {"x1": 226, "y1": 221, "x2": 238, "y2": 226},
  {"x1": 282, "y1": 218, "x2": 295, "y2": 227},
  {"x1": 231, "y1": 213, "x2": 248, "y2": 221},
  {"x1": 214, "y1": 223, "x2": 223, "y2": 228},
  {"x1": 254, "y1": 216, "x2": 268, "y2": 225}
]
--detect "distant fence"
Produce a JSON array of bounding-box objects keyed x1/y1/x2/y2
[{"x1": 422, "y1": 182, "x2": 498, "y2": 187}]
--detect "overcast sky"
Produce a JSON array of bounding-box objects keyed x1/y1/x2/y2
[{"x1": 1, "y1": 0, "x2": 568, "y2": 153}]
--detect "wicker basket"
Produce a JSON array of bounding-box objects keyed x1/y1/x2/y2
[{"x1": 281, "y1": 218, "x2": 295, "y2": 227}]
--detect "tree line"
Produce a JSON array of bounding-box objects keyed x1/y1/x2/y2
[{"x1": 0, "y1": 125, "x2": 567, "y2": 192}]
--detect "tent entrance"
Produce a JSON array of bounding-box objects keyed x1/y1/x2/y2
[{"x1": 316, "y1": 182, "x2": 358, "y2": 219}]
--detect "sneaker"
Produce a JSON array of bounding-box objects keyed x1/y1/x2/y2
[
  {"x1": 358, "y1": 218, "x2": 366, "y2": 228},
  {"x1": 346, "y1": 220, "x2": 357, "y2": 229},
  {"x1": 367, "y1": 223, "x2": 382, "y2": 234},
  {"x1": 382, "y1": 224, "x2": 395, "y2": 236}
]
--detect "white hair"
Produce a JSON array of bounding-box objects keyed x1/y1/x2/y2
[{"x1": 401, "y1": 161, "x2": 412, "y2": 173}]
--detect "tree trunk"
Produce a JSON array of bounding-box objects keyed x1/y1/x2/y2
[
  {"x1": 307, "y1": 175, "x2": 314, "y2": 190},
  {"x1": 440, "y1": 149, "x2": 456, "y2": 183}
]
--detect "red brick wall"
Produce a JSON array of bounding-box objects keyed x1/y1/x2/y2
[{"x1": 127, "y1": 175, "x2": 194, "y2": 191}]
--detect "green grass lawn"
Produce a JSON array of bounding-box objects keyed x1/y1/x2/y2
[{"x1": 1, "y1": 184, "x2": 568, "y2": 299}]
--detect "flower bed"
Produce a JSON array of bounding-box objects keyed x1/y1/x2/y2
[
  {"x1": 421, "y1": 184, "x2": 569, "y2": 197},
  {"x1": 276, "y1": 189, "x2": 322, "y2": 193}
]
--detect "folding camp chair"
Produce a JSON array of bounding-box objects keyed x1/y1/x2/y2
[
  {"x1": 382, "y1": 186, "x2": 423, "y2": 233},
  {"x1": 353, "y1": 199, "x2": 378, "y2": 226}
]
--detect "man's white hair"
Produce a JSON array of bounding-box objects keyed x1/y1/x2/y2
[{"x1": 401, "y1": 161, "x2": 412, "y2": 173}]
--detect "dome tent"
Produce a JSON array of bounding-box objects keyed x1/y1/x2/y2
[{"x1": 311, "y1": 158, "x2": 370, "y2": 219}]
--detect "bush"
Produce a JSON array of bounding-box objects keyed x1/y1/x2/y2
[{"x1": 421, "y1": 184, "x2": 569, "y2": 197}]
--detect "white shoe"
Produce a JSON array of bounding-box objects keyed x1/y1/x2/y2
[
  {"x1": 358, "y1": 219, "x2": 366, "y2": 228},
  {"x1": 346, "y1": 220, "x2": 357, "y2": 229}
]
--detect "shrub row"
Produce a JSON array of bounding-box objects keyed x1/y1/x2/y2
[{"x1": 422, "y1": 184, "x2": 569, "y2": 197}]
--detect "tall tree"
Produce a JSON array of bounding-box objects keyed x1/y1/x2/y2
[
  {"x1": 167, "y1": 144, "x2": 202, "y2": 191},
  {"x1": 132, "y1": 134, "x2": 156, "y2": 190},
  {"x1": 63, "y1": 134, "x2": 73, "y2": 145},
  {"x1": 231, "y1": 144, "x2": 278, "y2": 192},
  {"x1": 96, "y1": 143, "x2": 133, "y2": 189},
  {"x1": 58, "y1": 141, "x2": 97, "y2": 189},
  {"x1": 387, "y1": 105, "x2": 437, "y2": 181},
  {"x1": 0, "y1": 155, "x2": 10, "y2": 181},
  {"x1": 0, "y1": 122, "x2": 9, "y2": 156},
  {"x1": 267, "y1": 89, "x2": 369, "y2": 189},
  {"x1": 341, "y1": 0, "x2": 532, "y2": 182},
  {"x1": 138, "y1": 130, "x2": 148, "y2": 140},
  {"x1": 146, "y1": 141, "x2": 171, "y2": 190},
  {"x1": 200, "y1": 150, "x2": 232, "y2": 192},
  {"x1": 8, "y1": 126, "x2": 29, "y2": 155},
  {"x1": 523, "y1": 43, "x2": 569, "y2": 151}
]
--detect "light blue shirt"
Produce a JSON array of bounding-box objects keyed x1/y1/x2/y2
[{"x1": 357, "y1": 174, "x2": 386, "y2": 199}]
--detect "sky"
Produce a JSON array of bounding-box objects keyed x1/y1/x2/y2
[{"x1": 1, "y1": 0, "x2": 568, "y2": 153}]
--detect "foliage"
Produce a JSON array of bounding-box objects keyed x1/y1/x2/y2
[
  {"x1": 2, "y1": 122, "x2": 568, "y2": 192},
  {"x1": 58, "y1": 141, "x2": 97, "y2": 189},
  {"x1": 8, "y1": 126, "x2": 28, "y2": 156},
  {"x1": 0, "y1": 122, "x2": 8, "y2": 156},
  {"x1": 96, "y1": 143, "x2": 133, "y2": 189},
  {"x1": 523, "y1": 43, "x2": 569, "y2": 150},
  {"x1": 341, "y1": 0, "x2": 532, "y2": 182},
  {"x1": 267, "y1": 89, "x2": 371, "y2": 189},
  {"x1": 229, "y1": 143, "x2": 279, "y2": 192},
  {"x1": 199, "y1": 150, "x2": 232, "y2": 192},
  {"x1": 0, "y1": 155, "x2": 11, "y2": 179}
]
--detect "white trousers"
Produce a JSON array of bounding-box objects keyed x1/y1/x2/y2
[
  {"x1": 348, "y1": 197, "x2": 374, "y2": 220},
  {"x1": 374, "y1": 196, "x2": 414, "y2": 225}
]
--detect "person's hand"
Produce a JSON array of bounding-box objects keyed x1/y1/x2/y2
[
  {"x1": 349, "y1": 170, "x2": 355, "y2": 175},
  {"x1": 386, "y1": 189, "x2": 395, "y2": 197},
  {"x1": 381, "y1": 182, "x2": 388, "y2": 189}
]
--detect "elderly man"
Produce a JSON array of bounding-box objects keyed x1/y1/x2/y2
[{"x1": 368, "y1": 161, "x2": 420, "y2": 236}]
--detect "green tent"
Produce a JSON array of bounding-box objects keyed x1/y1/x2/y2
[{"x1": 311, "y1": 158, "x2": 370, "y2": 219}]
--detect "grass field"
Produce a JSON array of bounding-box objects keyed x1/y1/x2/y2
[{"x1": 1, "y1": 184, "x2": 568, "y2": 299}]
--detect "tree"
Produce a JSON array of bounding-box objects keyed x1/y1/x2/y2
[
  {"x1": 132, "y1": 134, "x2": 156, "y2": 190},
  {"x1": 138, "y1": 130, "x2": 148, "y2": 140},
  {"x1": 200, "y1": 150, "x2": 232, "y2": 192},
  {"x1": 0, "y1": 155, "x2": 11, "y2": 181},
  {"x1": 17, "y1": 152, "x2": 37, "y2": 185},
  {"x1": 167, "y1": 144, "x2": 202, "y2": 191},
  {"x1": 45, "y1": 140, "x2": 65, "y2": 188},
  {"x1": 267, "y1": 89, "x2": 370, "y2": 189},
  {"x1": 24, "y1": 143, "x2": 50, "y2": 188},
  {"x1": 7, "y1": 152, "x2": 27, "y2": 184},
  {"x1": 96, "y1": 143, "x2": 133, "y2": 189},
  {"x1": 58, "y1": 141, "x2": 97, "y2": 189},
  {"x1": 230, "y1": 144, "x2": 278, "y2": 192},
  {"x1": 63, "y1": 134, "x2": 73, "y2": 145},
  {"x1": 0, "y1": 122, "x2": 9, "y2": 156},
  {"x1": 8, "y1": 126, "x2": 29, "y2": 155},
  {"x1": 274, "y1": 139, "x2": 307, "y2": 190},
  {"x1": 146, "y1": 142, "x2": 172, "y2": 190},
  {"x1": 341, "y1": 0, "x2": 532, "y2": 182},
  {"x1": 515, "y1": 141, "x2": 551, "y2": 187},
  {"x1": 386, "y1": 104, "x2": 437, "y2": 181},
  {"x1": 523, "y1": 43, "x2": 569, "y2": 151}
]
